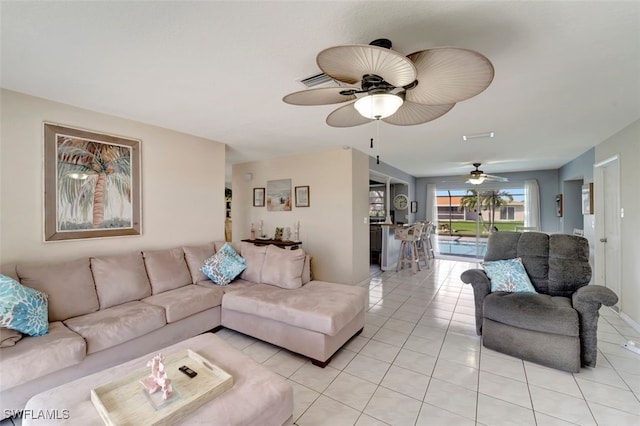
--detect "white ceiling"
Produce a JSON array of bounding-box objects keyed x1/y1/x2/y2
[{"x1": 2, "y1": 1, "x2": 639, "y2": 179}]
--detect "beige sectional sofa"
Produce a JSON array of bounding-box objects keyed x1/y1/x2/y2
[{"x1": 0, "y1": 241, "x2": 367, "y2": 416}]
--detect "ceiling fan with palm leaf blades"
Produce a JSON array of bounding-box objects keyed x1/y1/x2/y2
[
  {"x1": 283, "y1": 38, "x2": 494, "y2": 127},
  {"x1": 453, "y1": 163, "x2": 509, "y2": 185}
]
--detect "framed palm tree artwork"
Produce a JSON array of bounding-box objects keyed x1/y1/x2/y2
[{"x1": 43, "y1": 123, "x2": 141, "y2": 241}]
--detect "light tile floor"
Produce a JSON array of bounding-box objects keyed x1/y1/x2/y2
[
  {"x1": 3, "y1": 258, "x2": 639, "y2": 426},
  {"x1": 221, "y1": 258, "x2": 638, "y2": 426}
]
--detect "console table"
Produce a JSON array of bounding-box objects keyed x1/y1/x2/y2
[{"x1": 241, "y1": 239, "x2": 301, "y2": 249}]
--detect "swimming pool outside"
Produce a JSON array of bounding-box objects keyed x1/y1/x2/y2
[{"x1": 436, "y1": 238, "x2": 487, "y2": 258}]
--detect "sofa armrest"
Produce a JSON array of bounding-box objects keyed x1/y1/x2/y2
[
  {"x1": 572, "y1": 285, "x2": 619, "y2": 368},
  {"x1": 460, "y1": 269, "x2": 491, "y2": 335}
]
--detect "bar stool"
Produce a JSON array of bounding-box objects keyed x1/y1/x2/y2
[
  {"x1": 395, "y1": 222, "x2": 425, "y2": 273},
  {"x1": 424, "y1": 222, "x2": 436, "y2": 260},
  {"x1": 416, "y1": 222, "x2": 434, "y2": 268}
]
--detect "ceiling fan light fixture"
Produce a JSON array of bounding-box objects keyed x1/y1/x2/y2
[
  {"x1": 354, "y1": 94, "x2": 403, "y2": 119},
  {"x1": 286, "y1": 39, "x2": 493, "y2": 127},
  {"x1": 468, "y1": 176, "x2": 486, "y2": 185}
]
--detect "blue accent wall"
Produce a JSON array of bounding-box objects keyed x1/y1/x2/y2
[
  {"x1": 375, "y1": 148, "x2": 596, "y2": 235},
  {"x1": 558, "y1": 147, "x2": 596, "y2": 235},
  {"x1": 559, "y1": 148, "x2": 595, "y2": 183},
  {"x1": 415, "y1": 169, "x2": 562, "y2": 233}
]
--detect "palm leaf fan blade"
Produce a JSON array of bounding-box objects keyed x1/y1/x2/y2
[{"x1": 406, "y1": 47, "x2": 494, "y2": 105}]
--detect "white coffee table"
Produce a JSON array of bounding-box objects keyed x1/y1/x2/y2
[{"x1": 23, "y1": 333, "x2": 293, "y2": 425}]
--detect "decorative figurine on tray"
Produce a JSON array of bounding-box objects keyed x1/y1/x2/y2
[{"x1": 140, "y1": 354, "x2": 173, "y2": 400}]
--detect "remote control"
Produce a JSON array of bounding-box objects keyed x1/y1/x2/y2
[{"x1": 178, "y1": 365, "x2": 197, "y2": 378}]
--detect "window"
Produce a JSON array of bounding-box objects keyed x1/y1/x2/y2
[
  {"x1": 437, "y1": 206, "x2": 465, "y2": 220},
  {"x1": 435, "y1": 187, "x2": 525, "y2": 231},
  {"x1": 500, "y1": 206, "x2": 516, "y2": 220},
  {"x1": 369, "y1": 189, "x2": 386, "y2": 222}
]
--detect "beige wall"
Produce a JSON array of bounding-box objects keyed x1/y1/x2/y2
[
  {"x1": 595, "y1": 119, "x2": 640, "y2": 326},
  {"x1": 0, "y1": 90, "x2": 226, "y2": 264},
  {"x1": 351, "y1": 149, "x2": 371, "y2": 285},
  {"x1": 232, "y1": 148, "x2": 370, "y2": 285}
]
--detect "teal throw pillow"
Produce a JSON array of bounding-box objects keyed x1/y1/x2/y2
[
  {"x1": 0, "y1": 274, "x2": 49, "y2": 336},
  {"x1": 201, "y1": 243, "x2": 246, "y2": 286},
  {"x1": 482, "y1": 258, "x2": 537, "y2": 293},
  {"x1": 216, "y1": 243, "x2": 245, "y2": 265}
]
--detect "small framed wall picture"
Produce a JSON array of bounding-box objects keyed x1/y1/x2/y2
[
  {"x1": 410, "y1": 201, "x2": 417, "y2": 213},
  {"x1": 581, "y1": 182, "x2": 593, "y2": 215},
  {"x1": 295, "y1": 186, "x2": 310, "y2": 207},
  {"x1": 555, "y1": 194, "x2": 563, "y2": 217},
  {"x1": 253, "y1": 187, "x2": 265, "y2": 207}
]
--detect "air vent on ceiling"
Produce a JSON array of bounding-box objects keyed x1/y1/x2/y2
[
  {"x1": 462, "y1": 131, "x2": 495, "y2": 141},
  {"x1": 297, "y1": 72, "x2": 340, "y2": 88}
]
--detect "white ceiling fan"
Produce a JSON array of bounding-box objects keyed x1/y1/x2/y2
[{"x1": 283, "y1": 38, "x2": 494, "y2": 127}]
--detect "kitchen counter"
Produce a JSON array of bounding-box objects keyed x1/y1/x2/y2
[{"x1": 370, "y1": 224, "x2": 404, "y2": 271}]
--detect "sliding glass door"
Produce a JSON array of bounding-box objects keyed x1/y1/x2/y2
[{"x1": 434, "y1": 186, "x2": 524, "y2": 259}]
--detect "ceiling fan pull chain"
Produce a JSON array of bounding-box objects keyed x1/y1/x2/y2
[
  {"x1": 376, "y1": 118, "x2": 381, "y2": 164},
  {"x1": 365, "y1": 109, "x2": 384, "y2": 165}
]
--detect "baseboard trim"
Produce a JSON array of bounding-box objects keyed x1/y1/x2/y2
[{"x1": 620, "y1": 311, "x2": 640, "y2": 334}]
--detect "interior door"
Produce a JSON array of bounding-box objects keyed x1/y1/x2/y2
[{"x1": 595, "y1": 156, "x2": 621, "y2": 306}]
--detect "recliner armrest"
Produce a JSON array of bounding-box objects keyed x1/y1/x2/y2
[
  {"x1": 460, "y1": 269, "x2": 491, "y2": 335},
  {"x1": 573, "y1": 285, "x2": 618, "y2": 307},
  {"x1": 572, "y1": 284, "x2": 618, "y2": 368},
  {"x1": 461, "y1": 269, "x2": 490, "y2": 291}
]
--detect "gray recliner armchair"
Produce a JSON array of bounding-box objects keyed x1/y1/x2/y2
[{"x1": 461, "y1": 231, "x2": 618, "y2": 373}]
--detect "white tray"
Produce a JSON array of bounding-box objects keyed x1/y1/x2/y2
[{"x1": 91, "y1": 349, "x2": 233, "y2": 426}]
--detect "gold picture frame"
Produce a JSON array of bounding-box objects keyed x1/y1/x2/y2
[{"x1": 44, "y1": 123, "x2": 141, "y2": 241}]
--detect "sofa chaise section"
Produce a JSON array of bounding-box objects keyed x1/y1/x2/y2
[
  {"x1": 222, "y1": 281, "x2": 366, "y2": 336},
  {"x1": 220, "y1": 244, "x2": 368, "y2": 366},
  {"x1": 190, "y1": 240, "x2": 368, "y2": 366}
]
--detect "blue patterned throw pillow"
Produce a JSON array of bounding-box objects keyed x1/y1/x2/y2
[
  {"x1": 201, "y1": 243, "x2": 246, "y2": 286},
  {"x1": 216, "y1": 243, "x2": 245, "y2": 265},
  {"x1": 482, "y1": 258, "x2": 537, "y2": 293},
  {"x1": 0, "y1": 274, "x2": 49, "y2": 336}
]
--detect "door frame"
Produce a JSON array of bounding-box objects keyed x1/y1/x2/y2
[{"x1": 594, "y1": 155, "x2": 621, "y2": 302}]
